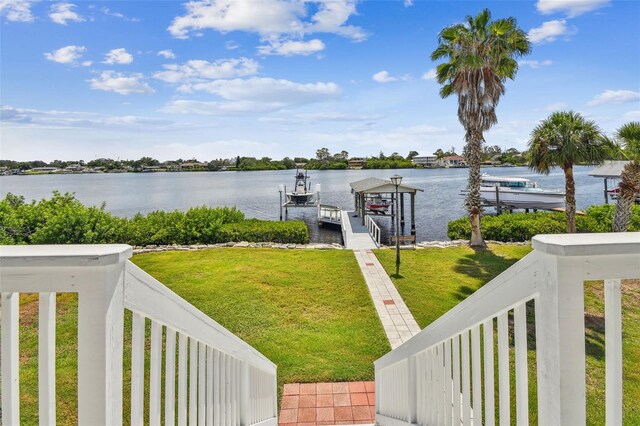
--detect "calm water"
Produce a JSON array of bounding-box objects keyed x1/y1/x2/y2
[{"x1": 0, "y1": 166, "x2": 604, "y2": 243}]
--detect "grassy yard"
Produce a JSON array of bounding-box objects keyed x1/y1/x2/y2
[
  {"x1": 132, "y1": 248, "x2": 390, "y2": 390},
  {"x1": 375, "y1": 245, "x2": 640, "y2": 425}
]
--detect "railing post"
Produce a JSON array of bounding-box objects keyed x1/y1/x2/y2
[
  {"x1": 534, "y1": 252, "x2": 586, "y2": 425},
  {"x1": 240, "y1": 361, "x2": 251, "y2": 425},
  {"x1": 407, "y1": 355, "x2": 417, "y2": 423},
  {"x1": 77, "y1": 249, "x2": 131, "y2": 425}
]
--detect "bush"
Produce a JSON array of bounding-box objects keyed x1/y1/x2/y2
[
  {"x1": 0, "y1": 193, "x2": 307, "y2": 245},
  {"x1": 447, "y1": 204, "x2": 640, "y2": 242},
  {"x1": 217, "y1": 219, "x2": 309, "y2": 244}
]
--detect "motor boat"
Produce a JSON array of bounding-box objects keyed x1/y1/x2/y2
[
  {"x1": 366, "y1": 197, "x2": 391, "y2": 214},
  {"x1": 285, "y1": 169, "x2": 314, "y2": 205},
  {"x1": 463, "y1": 174, "x2": 565, "y2": 210}
]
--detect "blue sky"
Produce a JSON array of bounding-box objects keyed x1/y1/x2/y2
[{"x1": 1, "y1": 0, "x2": 639, "y2": 162}]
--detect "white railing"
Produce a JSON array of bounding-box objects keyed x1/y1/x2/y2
[
  {"x1": 365, "y1": 215, "x2": 382, "y2": 247},
  {"x1": 318, "y1": 204, "x2": 341, "y2": 224},
  {"x1": 0, "y1": 245, "x2": 278, "y2": 426},
  {"x1": 374, "y1": 233, "x2": 640, "y2": 425}
]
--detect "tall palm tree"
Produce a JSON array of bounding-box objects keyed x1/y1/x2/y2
[
  {"x1": 431, "y1": 9, "x2": 531, "y2": 247},
  {"x1": 528, "y1": 111, "x2": 607, "y2": 233},
  {"x1": 612, "y1": 121, "x2": 640, "y2": 232}
]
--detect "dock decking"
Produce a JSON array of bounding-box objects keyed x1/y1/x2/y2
[{"x1": 341, "y1": 210, "x2": 379, "y2": 250}]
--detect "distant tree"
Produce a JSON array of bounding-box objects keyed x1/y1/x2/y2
[
  {"x1": 432, "y1": 8, "x2": 531, "y2": 247},
  {"x1": 293, "y1": 157, "x2": 309, "y2": 163},
  {"x1": 612, "y1": 122, "x2": 640, "y2": 232},
  {"x1": 235, "y1": 156, "x2": 241, "y2": 168},
  {"x1": 505, "y1": 147, "x2": 520, "y2": 155},
  {"x1": 281, "y1": 157, "x2": 296, "y2": 169},
  {"x1": 528, "y1": 111, "x2": 607, "y2": 233},
  {"x1": 378, "y1": 151, "x2": 386, "y2": 160},
  {"x1": 407, "y1": 150, "x2": 419, "y2": 160},
  {"x1": 433, "y1": 148, "x2": 445, "y2": 158},
  {"x1": 316, "y1": 148, "x2": 331, "y2": 161}
]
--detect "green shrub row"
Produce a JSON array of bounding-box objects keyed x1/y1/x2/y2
[
  {"x1": 447, "y1": 204, "x2": 640, "y2": 242},
  {"x1": 0, "y1": 192, "x2": 309, "y2": 245}
]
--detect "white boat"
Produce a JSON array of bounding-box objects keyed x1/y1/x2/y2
[
  {"x1": 464, "y1": 175, "x2": 565, "y2": 210},
  {"x1": 366, "y1": 197, "x2": 391, "y2": 213},
  {"x1": 285, "y1": 169, "x2": 314, "y2": 205}
]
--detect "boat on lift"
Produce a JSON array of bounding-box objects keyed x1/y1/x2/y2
[
  {"x1": 285, "y1": 169, "x2": 315, "y2": 205},
  {"x1": 463, "y1": 174, "x2": 565, "y2": 210},
  {"x1": 366, "y1": 197, "x2": 391, "y2": 214}
]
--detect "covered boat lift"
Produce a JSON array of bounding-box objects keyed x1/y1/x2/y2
[
  {"x1": 589, "y1": 160, "x2": 629, "y2": 204},
  {"x1": 349, "y1": 177, "x2": 423, "y2": 237}
]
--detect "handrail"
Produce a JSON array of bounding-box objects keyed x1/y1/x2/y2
[
  {"x1": 0, "y1": 245, "x2": 278, "y2": 426},
  {"x1": 365, "y1": 215, "x2": 381, "y2": 247},
  {"x1": 374, "y1": 233, "x2": 640, "y2": 425},
  {"x1": 318, "y1": 204, "x2": 341, "y2": 223}
]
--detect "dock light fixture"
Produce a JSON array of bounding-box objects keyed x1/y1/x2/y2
[{"x1": 390, "y1": 175, "x2": 402, "y2": 276}]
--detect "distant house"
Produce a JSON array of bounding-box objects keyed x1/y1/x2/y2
[
  {"x1": 411, "y1": 156, "x2": 438, "y2": 168},
  {"x1": 348, "y1": 158, "x2": 367, "y2": 169},
  {"x1": 438, "y1": 155, "x2": 467, "y2": 168},
  {"x1": 65, "y1": 164, "x2": 85, "y2": 172},
  {"x1": 180, "y1": 162, "x2": 208, "y2": 170},
  {"x1": 31, "y1": 167, "x2": 60, "y2": 173},
  {"x1": 141, "y1": 165, "x2": 163, "y2": 172}
]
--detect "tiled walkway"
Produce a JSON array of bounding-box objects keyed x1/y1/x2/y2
[
  {"x1": 354, "y1": 249, "x2": 421, "y2": 349},
  {"x1": 279, "y1": 381, "x2": 375, "y2": 425}
]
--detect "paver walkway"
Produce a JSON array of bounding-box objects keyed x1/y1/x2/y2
[
  {"x1": 354, "y1": 249, "x2": 421, "y2": 349},
  {"x1": 279, "y1": 381, "x2": 375, "y2": 425}
]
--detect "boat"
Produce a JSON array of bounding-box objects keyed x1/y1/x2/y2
[
  {"x1": 607, "y1": 186, "x2": 640, "y2": 202},
  {"x1": 366, "y1": 197, "x2": 391, "y2": 214},
  {"x1": 285, "y1": 169, "x2": 314, "y2": 205},
  {"x1": 463, "y1": 174, "x2": 565, "y2": 210}
]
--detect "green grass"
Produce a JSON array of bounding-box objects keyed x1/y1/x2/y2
[
  {"x1": 132, "y1": 248, "x2": 390, "y2": 391},
  {"x1": 375, "y1": 245, "x2": 640, "y2": 425}
]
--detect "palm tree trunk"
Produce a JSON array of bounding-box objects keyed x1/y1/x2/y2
[
  {"x1": 564, "y1": 164, "x2": 577, "y2": 233},
  {"x1": 465, "y1": 130, "x2": 486, "y2": 247},
  {"x1": 613, "y1": 162, "x2": 640, "y2": 232}
]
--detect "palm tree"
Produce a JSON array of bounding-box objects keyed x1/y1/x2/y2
[
  {"x1": 431, "y1": 9, "x2": 531, "y2": 247},
  {"x1": 528, "y1": 111, "x2": 607, "y2": 233},
  {"x1": 612, "y1": 122, "x2": 640, "y2": 232}
]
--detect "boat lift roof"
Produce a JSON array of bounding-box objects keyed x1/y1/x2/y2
[
  {"x1": 349, "y1": 177, "x2": 423, "y2": 194},
  {"x1": 589, "y1": 160, "x2": 629, "y2": 178}
]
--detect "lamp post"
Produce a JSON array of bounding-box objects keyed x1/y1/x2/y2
[{"x1": 390, "y1": 174, "x2": 402, "y2": 276}]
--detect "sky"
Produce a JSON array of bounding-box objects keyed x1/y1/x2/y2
[{"x1": 1, "y1": 0, "x2": 639, "y2": 162}]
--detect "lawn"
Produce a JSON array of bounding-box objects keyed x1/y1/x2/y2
[
  {"x1": 132, "y1": 248, "x2": 390, "y2": 390},
  {"x1": 375, "y1": 245, "x2": 640, "y2": 425}
]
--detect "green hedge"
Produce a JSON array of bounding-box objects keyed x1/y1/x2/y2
[
  {"x1": 447, "y1": 204, "x2": 640, "y2": 242},
  {"x1": 0, "y1": 192, "x2": 309, "y2": 245},
  {"x1": 218, "y1": 219, "x2": 309, "y2": 244}
]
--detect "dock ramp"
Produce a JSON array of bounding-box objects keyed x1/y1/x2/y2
[{"x1": 341, "y1": 210, "x2": 379, "y2": 250}]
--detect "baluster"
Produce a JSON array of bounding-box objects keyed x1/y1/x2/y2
[
  {"x1": 1, "y1": 292, "x2": 20, "y2": 425},
  {"x1": 149, "y1": 321, "x2": 162, "y2": 426},
  {"x1": 471, "y1": 325, "x2": 482, "y2": 426},
  {"x1": 497, "y1": 312, "x2": 510, "y2": 426},
  {"x1": 514, "y1": 304, "x2": 529, "y2": 425},
  {"x1": 483, "y1": 319, "x2": 495, "y2": 426},
  {"x1": 178, "y1": 333, "x2": 188, "y2": 426},
  {"x1": 39, "y1": 292, "x2": 56, "y2": 426},
  {"x1": 166, "y1": 328, "x2": 177, "y2": 426}
]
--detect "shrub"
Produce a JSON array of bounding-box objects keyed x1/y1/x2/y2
[
  {"x1": 447, "y1": 204, "x2": 640, "y2": 242},
  {"x1": 0, "y1": 193, "x2": 306, "y2": 245},
  {"x1": 217, "y1": 219, "x2": 309, "y2": 244}
]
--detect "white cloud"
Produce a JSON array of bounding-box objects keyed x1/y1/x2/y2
[
  {"x1": 49, "y1": 2, "x2": 84, "y2": 25},
  {"x1": 545, "y1": 102, "x2": 569, "y2": 111},
  {"x1": 258, "y1": 39, "x2": 325, "y2": 56},
  {"x1": 259, "y1": 112, "x2": 383, "y2": 124},
  {"x1": 100, "y1": 7, "x2": 140, "y2": 22},
  {"x1": 421, "y1": 69, "x2": 437, "y2": 80},
  {"x1": 623, "y1": 111, "x2": 640, "y2": 121},
  {"x1": 162, "y1": 77, "x2": 341, "y2": 114},
  {"x1": 536, "y1": 0, "x2": 610, "y2": 17},
  {"x1": 89, "y1": 71, "x2": 155, "y2": 95},
  {"x1": 518, "y1": 59, "x2": 553, "y2": 69},
  {"x1": 103, "y1": 48, "x2": 134, "y2": 65},
  {"x1": 404, "y1": 0, "x2": 413, "y2": 6},
  {"x1": 372, "y1": 70, "x2": 410, "y2": 83},
  {"x1": 528, "y1": 20, "x2": 574, "y2": 44},
  {"x1": 587, "y1": 90, "x2": 640, "y2": 107},
  {"x1": 225, "y1": 41, "x2": 240, "y2": 50},
  {"x1": 44, "y1": 45, "x2": 87, "y2": 65},
  {"x1": 154, "y1": 58, "x2": 259, "y2": 84},
  {"x1": 157, "y1": 49, "x2": 176, "y2": 59},
  {"x1": 168, "y1": 0, "x2": 366, "y2": 41},
  {"x1": 1, "y1": 105, "x2": 173, "y2": 130},
  {"x1": 0, "y1": 0, "x2": 36, "y2": 22}
]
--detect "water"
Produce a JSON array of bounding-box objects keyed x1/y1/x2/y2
[{"x1": 0, "y1": 166, "x2": 605, "y2": 243}]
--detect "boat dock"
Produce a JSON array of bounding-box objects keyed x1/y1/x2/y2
[
  {"x1": 317, "y1": 204, "x2": 341, "y2": 226},
  {"x1": 340, "y1": 210, "x2": 379, "y2": 250}
]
